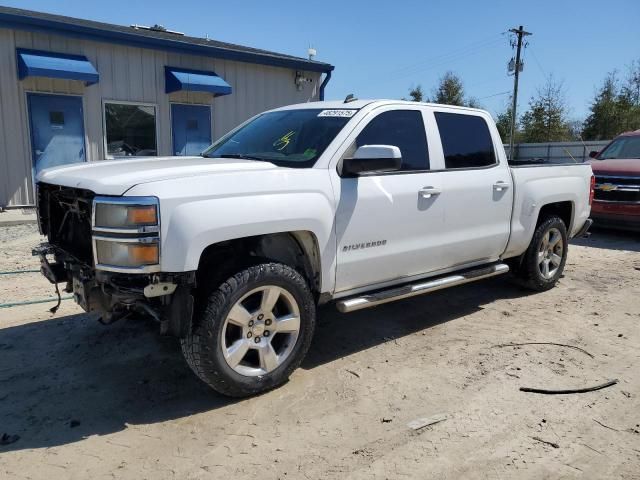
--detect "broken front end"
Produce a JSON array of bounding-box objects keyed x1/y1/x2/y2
[{"x1": 34, "y1": 183, "x2": 194, "y2": 336}]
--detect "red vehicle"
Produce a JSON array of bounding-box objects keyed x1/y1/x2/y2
[{"x1": 589, "y1": 130, "x2": 640, "y2": 231}]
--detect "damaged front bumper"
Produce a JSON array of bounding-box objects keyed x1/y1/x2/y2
[{"x1": 33, "y1": 243, "x2": 195, "y2": 337}]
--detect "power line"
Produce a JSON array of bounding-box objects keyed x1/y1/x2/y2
[
  {"x1": 393, "y1": 38, "x2": 505, "y2": 80},
  {"x1": 389, "y1": 33, "x2": 504, "y2": 75},
  {"x1": 387, "y1": 33, "x2": 506, "y2": 80},
  {"x1": 528, "y1": 46, "x2": 547, "y2": 78},
  {"x1": 477, "y1": 90, "x2": 511, "y2": 100}
]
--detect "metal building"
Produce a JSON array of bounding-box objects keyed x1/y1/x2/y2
[{"x1": 0, "y1": 6, "x2": 334, "y2": 207}]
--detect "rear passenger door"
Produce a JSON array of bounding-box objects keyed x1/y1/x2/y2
[{"x1": 429, "y1": 109, "x2": 513, "y2": 266}]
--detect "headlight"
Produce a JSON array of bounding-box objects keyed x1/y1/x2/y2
[
  {"x1": 92, "y1": 196, "x2": 161, "y2": 272},
  {"x1": 95, "y1": 238, "x2": 159, "y2": 267},
  {"x1": 94, "y1": 200, "x2": 158, "y2": 229}
]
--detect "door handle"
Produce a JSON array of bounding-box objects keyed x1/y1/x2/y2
[
  {"x1": 419, "y1": 186, "x2": 442, "y2": 199},
  {"x1": 493, "y1": 181, "x2": 510, "y2": 192},
  {"x1": 35, "y1": 149, "x2": 44, "y2": 155}
]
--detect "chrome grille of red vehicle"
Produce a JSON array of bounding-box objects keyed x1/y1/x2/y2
[{"x1": 594, "y1": 176, "x2": 640, "y2": 203}]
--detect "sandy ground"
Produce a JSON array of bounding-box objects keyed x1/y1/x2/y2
[{"x1": 0, "y1": 225, "x2": 639, "y2": 480}]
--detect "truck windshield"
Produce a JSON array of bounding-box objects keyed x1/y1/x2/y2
[
  {"x1": 202, "y1": 109, "x2": 356, "y2": 167},
  {"x1": 597, "y1": 136, "x2": 640, "y2": 160}
]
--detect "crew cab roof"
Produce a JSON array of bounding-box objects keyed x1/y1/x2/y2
[{"x1": 270, "y1": 99, "x2": 489, "y2": 115}]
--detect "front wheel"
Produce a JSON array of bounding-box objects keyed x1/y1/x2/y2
[
  {"x1": 181, "y1": 263, "x2": 316, "y2": 397},
  {"x1": 512, "y1": 215, "x2": 568, "y2": 292}
]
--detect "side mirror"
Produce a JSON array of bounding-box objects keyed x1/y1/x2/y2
[
  {"x1": 341, "y1": 145, "x2": 402, "y2": 177},
  {"x1": 589, "y1": 150, "x2": 599, "y2": 159}
]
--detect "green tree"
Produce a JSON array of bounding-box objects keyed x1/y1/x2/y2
[
  {"x1": 408, "y1": 85, "x2": 424, "y2": 102},
  {"x1": 494, "y1": 103, "x2": 518, "y2": 144},
  {"x1": 567, "y1": 119, "x2": 584, "y2": 141},
  {"x1": 465, "y1": 96, "x2": 482, "y2": 109},
  {"x1": 426, "y1": 71, "x2": 481, "y2": 108},
  {"x1": 621, "y1": 60, "x2": 640, "y2": 106},
  {"x1": 432, "y1": 71, "x2": 466, "y2": 106},
  {"x1": 619, "y1": 60, "x2": 640, "y2": 131},
  {"x1": 582, "y1": 72, "x2": 625, "y2": 140},
  {"x1": 520, "y1": 77, "x2": 571, "y2": 142},
  {"x1": 582, "y1": 61, "x2": 640, "y2": 140}
]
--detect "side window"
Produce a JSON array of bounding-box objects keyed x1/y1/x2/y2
[
  {"x1": 434, "y1": 112, "x2": 496, "y2": 169},
  {"x1": 356, "y1": 110, "x2": 429, "y2": 171}
]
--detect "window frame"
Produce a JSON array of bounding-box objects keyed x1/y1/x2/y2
[
  {"x1": 430, "y1": 109, "x2": 500, "y2": 172},
  {"x1": 102, "y1": 100, "x2": 159, "y2": 159},
  {"x1": 337, "y1": 105, "x2": 433, "y2": 177}
]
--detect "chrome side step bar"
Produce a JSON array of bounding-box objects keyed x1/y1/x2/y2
[{"x1": 336, "y1": 263, "x2": 509, "y2": 313}]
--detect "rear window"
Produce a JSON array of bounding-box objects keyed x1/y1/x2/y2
[{"x1": 435, "y1": 112, "x2": 496, "y2": 169}]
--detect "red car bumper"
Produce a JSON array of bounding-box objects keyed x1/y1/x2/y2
[{"x1": 591, "y1": 201, "x2": 640, "y2": 231}]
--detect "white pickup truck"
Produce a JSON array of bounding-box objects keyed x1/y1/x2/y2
[{"x1": 34, "y1": 99, "x2": 594, "y2": 397}]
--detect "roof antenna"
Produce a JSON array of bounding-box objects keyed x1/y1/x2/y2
[{"x1": 344, "y1": 94, "x2": 357, "y2": 103}]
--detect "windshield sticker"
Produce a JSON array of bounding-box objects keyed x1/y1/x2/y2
[
  {"x1": 303, "y1": 148, "x2": 317, "y2": 158},
  {"x1": 317, "y1": 109, "x2": 357, "y2": 118},
  {"x1": 273, "y1": 131, "x2": 296, "y2": 151}
]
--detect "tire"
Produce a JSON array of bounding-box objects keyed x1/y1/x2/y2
[
  {"x1": 513, "y1": 215, "x2": 568, "y2": 292},
  {"x1": 181, "y1": 262, "x2": 316, "y2": 397}
]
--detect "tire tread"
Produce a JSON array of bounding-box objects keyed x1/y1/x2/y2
[
  {"x1": 181, "y1": 262, "x2": 315, "y2": 397},
  {"x1": 515, "y1": 215, "x2": 568, "y2": 292}
]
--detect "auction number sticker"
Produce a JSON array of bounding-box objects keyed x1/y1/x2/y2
[{"x1": 317, "y1": 109, "x2": 357, "y2": 118}]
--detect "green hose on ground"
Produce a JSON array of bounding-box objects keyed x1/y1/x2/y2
[
  {"x1": 0, "y1": 296, "x2": 73, "y2": 309},
  {"x1": 0, "y1": 269, "x2": 74, "y2": 310},
  {"x1": 0, "y1": 269, "x2": 40, "y2": 275}
]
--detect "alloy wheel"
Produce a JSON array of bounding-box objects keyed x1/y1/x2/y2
[
  {"x1": 221, "y1": 285, "x2": 301, "y2": 377},
  {"x1": 537, "y1": 227, "x2": 563, "y2": 280}
]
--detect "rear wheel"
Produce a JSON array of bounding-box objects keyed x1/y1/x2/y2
[
  {"x1": 181, "y1": 263, "x2": 316, "y2": 397},
  {"x1": 512, "y1": 215, "x2": 568, "y2": 291}
]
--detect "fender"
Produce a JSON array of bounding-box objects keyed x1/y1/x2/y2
[
  {"x1": 505, "y1": 165, "x2": 591, "y2": 258},
  {"x1": 126, "y1": 169, "x2": 338, "y2": 293}
]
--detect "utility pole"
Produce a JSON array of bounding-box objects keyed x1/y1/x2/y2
[{"x1": 508, "y1": 25, "x2": 531, "y2": 161}]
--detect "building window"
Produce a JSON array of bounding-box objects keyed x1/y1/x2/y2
[
  {"x1": 434, "y1": 112, "x2": 496, "y2": 169},
  {"x1": 49, "y1": 111, "x2": 65, "y2": 127},
  {"x1": 104, "y1": 102, "x2": 157, "y2": 157}
]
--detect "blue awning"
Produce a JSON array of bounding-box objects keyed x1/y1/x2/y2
[
  {"x1": 17, "y1": 48, "x2": 99, "y2": 85},
  {"x1": 165, "y1": 66, "x2": 232, "y2": 96}
]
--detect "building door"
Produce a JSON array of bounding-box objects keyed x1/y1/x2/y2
[
  {"x1": 27, "y1": 94, "x2": 86, "y2": 177},
  {"x1": 171, "y1": 104, "x2": 212, "y2": 156}
]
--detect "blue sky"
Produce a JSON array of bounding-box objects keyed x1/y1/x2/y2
[{"x1": 6, "y1": 0, "x2": 639, "y2": 120}]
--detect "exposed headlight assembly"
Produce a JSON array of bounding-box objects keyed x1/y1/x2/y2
[
  {"x1": 94, "y1": 238, "x2": 159, "y2": 268},
  {"x1": 92, "y1": 196, "x2": 160, "y2": 273},
  {"x1": 94, "y1": 200, "x2": 158, "y2": 230}
]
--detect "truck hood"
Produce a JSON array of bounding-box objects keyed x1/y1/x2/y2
[
  {"x1": 589, "y1": 158, "x2": 640, "y2": 177},
  {"x1": 36, "y1": 156, "x2": 279, "y2": 195}
]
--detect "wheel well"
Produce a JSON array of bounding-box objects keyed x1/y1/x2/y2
[
  {"x1": 196, "y1": 232, "x2": 322, "y2": 295},
  {"x1": 537, "y1": 201, "x2": 573, "y2": 231}
]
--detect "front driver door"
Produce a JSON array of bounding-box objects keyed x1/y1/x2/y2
[{"x1": 333, "y1": 107, "x2": 450, "y2": 293}]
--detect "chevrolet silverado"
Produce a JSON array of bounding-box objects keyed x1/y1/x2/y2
[{"x1": 34, "y1": 99, "x2": 594, "y2": 397}]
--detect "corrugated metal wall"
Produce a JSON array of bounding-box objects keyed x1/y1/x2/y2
[{"x1": 0, "y1": 27, "x2": 322, "y2": 207}]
